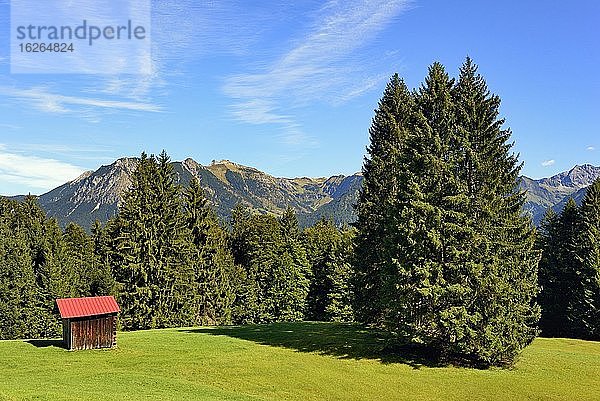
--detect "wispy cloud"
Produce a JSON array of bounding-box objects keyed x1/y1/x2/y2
[
  {"x1": 223, "y1": 0, "x2": 411, "y2": 145},
  {"x1": 587, "y1": 146, "x2": 595, "y2": 151},
  {"x1": 0, "y1": 145, "x2": 87, "y2": 193},
  {"x1": 0, "y1": 123, "x2": 21, "y2": 130},
  {"x1": 6, "y1": 143, "x2": 116, "y2": 163},
  {"x1": 541, "y1": 159, "x2": 555, "y2": 167},
  {"x1": 91, "y1": 1, "x2": 277, "y2": 103},
  {"x1": 0, "y1": 87, "x2": 162, "y2": 114}
]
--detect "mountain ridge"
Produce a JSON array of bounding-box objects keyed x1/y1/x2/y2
[
  {"x1": 519, "y1": 164, "x2": 600, "y2": 225},
  {"x1": 11, "y1": 157, "x2": 362, "y2": 229},
  {"x1": 4, "y1": 158, "x2": 599, "y2": 230}
]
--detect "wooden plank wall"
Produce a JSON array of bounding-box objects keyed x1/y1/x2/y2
[{"x1": 66, "y1": 315, "x2": 117, "y2": 350}]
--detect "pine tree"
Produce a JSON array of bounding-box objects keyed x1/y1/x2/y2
[
  {"x1": 451, "y1": 58, "x2": 539, "y2": 363},
  {"x1": 112, "y1": 151, "x2": 194, "y2": 330},
  {"x1": 184, "y1": 178, "x2": 236, "y2": 325},
  {"x1": 231, "y1": 207, "x2": 310, "y2": 323},
  {"x1": 304, "y1": 219, "x2": 354, "y2": 322},
  {"x1": 355, "y1": 59, "x2": 540, "y2": 366},
  {"x1": 353, "y1": 74, "x2": 416, "y2": 325},
  {"x1": 578, "y1": 179, "x2": 600, "y2": 339},
  {"x1": 276, "y1": 208, "x2": 311, "y2": 321}
]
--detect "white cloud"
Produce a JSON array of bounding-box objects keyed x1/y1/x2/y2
[
  {"x1": 223, "y1": 0, "x2": 411, "y2": 144},
  {"x1": 0, "y1": 123, "x2": 21, "y2": 130},
  {"x1": 541, "y1": 159, "x2": 555, "y2": 167},
  {"x1": 0, "y1": 148, "x2": 87, "y2": 193},
  {"x1": 587, "y1": 146, "x2": 595, "y2": 151},
  {"x1": 0, "y1": 86, "x2": 162, "y2": 114},
  {"x1": 230, "y1": 100, "x2": 294, "y2": 125}
]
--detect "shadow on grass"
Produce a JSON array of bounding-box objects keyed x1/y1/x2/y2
[
  {"x1": 25, "y1": 339, "x2": 65, "y2": 349},
  {"x1": 181, "y1": 322, "x2": 445, "y2": 369}
]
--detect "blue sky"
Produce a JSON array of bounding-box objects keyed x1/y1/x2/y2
[{"x1": 0, "y1": 0, "x2": 598, "y2": 195}]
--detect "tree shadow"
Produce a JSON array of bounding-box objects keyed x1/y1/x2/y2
[
  {"x1": 25, "y1": 339, "x2": 65, "y2": 349},
  {"x1": 181, "y1": 322, "x2": 447, "y2": 369}
]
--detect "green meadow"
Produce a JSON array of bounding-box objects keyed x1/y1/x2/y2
[{"x1": 1, "y1": 322, "x2": 599, "y2": 401}]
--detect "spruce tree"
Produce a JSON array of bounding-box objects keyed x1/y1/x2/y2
[
  {"x1": 112, "y1": 151, "x2": 193, "y2": 329},
  {"x1": 184, "y1": 178, "x2": 236, "y2": 325},
  {"x1": 353, "y1": 74, "x2": 416, "y2": 325},
  {"x1": 276, "y1": 208, "x2": 311, "y2": 321},
  {"x1": 304, "y1": 219, "x2": 354, "y2": 322},
  {"x1": 451, "y1": 58, "x2": 539, "y2": 363},
  {"x1": 90, "y1": 220, "x2": 116, "y2": 296},
  {"x1": 538, "y1": 199, "x2": 584, "y2": 338},
  {"x1": 578, "y1": 179, "x2": 600, "y2": 339},
  {"x1": 0, "y1": 217, "x2": 39, "y2": 339},
  {"x1": 355, "y1": 59, "x2": 540, "y2": 366},
  {"x1": 538, "y1": 182, "x2": 600, "y2": 340},
  {"x1": 537, "y1": 209, "x2": 563, "y2": 337},
  {"x1": 230, "y1": 204, "x2": 260, "y2": 323},
  {"x1": 231, "y1": 207, "x2": 310, "y2": 323}
]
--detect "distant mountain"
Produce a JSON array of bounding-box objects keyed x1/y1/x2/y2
[
  {"x1": 15, "y1": 157, "x2": 363, "y2": 230},
  {"x1": 520, "y1": 164, "x2": 600, "y2": 225},
  {"x1": 4, "y1": 159, "x2": 599, "y2": 230}
]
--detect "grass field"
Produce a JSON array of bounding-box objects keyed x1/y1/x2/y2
[{"x1": 1, "y1": 322, "x2": 599, "y2": 401}]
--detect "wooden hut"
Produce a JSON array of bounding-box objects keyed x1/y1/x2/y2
[{"x1": 56, "y1": 296, "x2": 120, "y2": 351}]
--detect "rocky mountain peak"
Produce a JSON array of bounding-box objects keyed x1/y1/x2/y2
[
  {"x1": 563, "y1": 164, "x2": 600, "y2": 187},
  {"x1": 539, "y1": 164, "x2": 600, "y2": 189},
  {"x1": 21, "y1": 157, "x2": 363, "y2": 230},
  {"x1": 70, "y1": 170, "x2": 93, "y2": 184},
  {"x1": 111, "y1": 157, "x2": 140, "y2": 172}
]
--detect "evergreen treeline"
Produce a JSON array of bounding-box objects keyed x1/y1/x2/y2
[
  {"x1": 0, "y1": 196, "x2": 114, "y2": 339},
  {"x1": 0, "y1": 152, "x2": 354, "y2": 338},
  {"x1": 537, "y1": 180, "x2": 600, "y2": 340}
]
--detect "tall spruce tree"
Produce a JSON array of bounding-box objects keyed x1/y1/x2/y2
[
  {"x1": 276, "y1": 208, "x2": 311, "y2": 321},
  {"x1": 324, "y1": 227, "x2": 355, "y2": 322},
  {"x1": 0, "y1": 214, "x2": 39, "y2": 339},
  {"x1": 184, "y1": 178, "x2": 236, "y2": 325},
  {"x1": 0, "y1": 196, "x2": 67, "y2": 338},
  {"x1": 450, "y1": 58, "x2": 539, "y2": 363},
  {"x1": 111, "y1": 151, "x2": 193, "y2": 329},
  {"x1": 538, "y1": 199, "x2": 585, "y2": 338},
  {"x1": 578, "y1": 179, "x2": 600, "y2": 339},
  {"x1": 540, "y1": 181, "x2": 600, "y2": 340},
  {"x1": 354, "y1": 59, "x2": 539, "y2": 366},
  {"x1": 90, "y1": 220, "x2": 116, "y2": 296},
  {"x1": 353, "y1": 74, "x2": 416, "y2": 325}
]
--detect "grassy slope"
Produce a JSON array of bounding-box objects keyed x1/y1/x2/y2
[{"x1": 1, "y1": 322, "x2": 599, "y2": 401}]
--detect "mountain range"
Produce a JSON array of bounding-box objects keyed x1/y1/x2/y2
[
  {"x1": 519, "y1": 164, "x2": 600, "y2": 225},
  {"x1": 6, "y1": 158, "x2": 600, "y2": 230}
]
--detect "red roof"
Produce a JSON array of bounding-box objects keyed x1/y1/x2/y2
[{"x1": 56, "y1": 296, "x2": 120, "y2": 319}]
